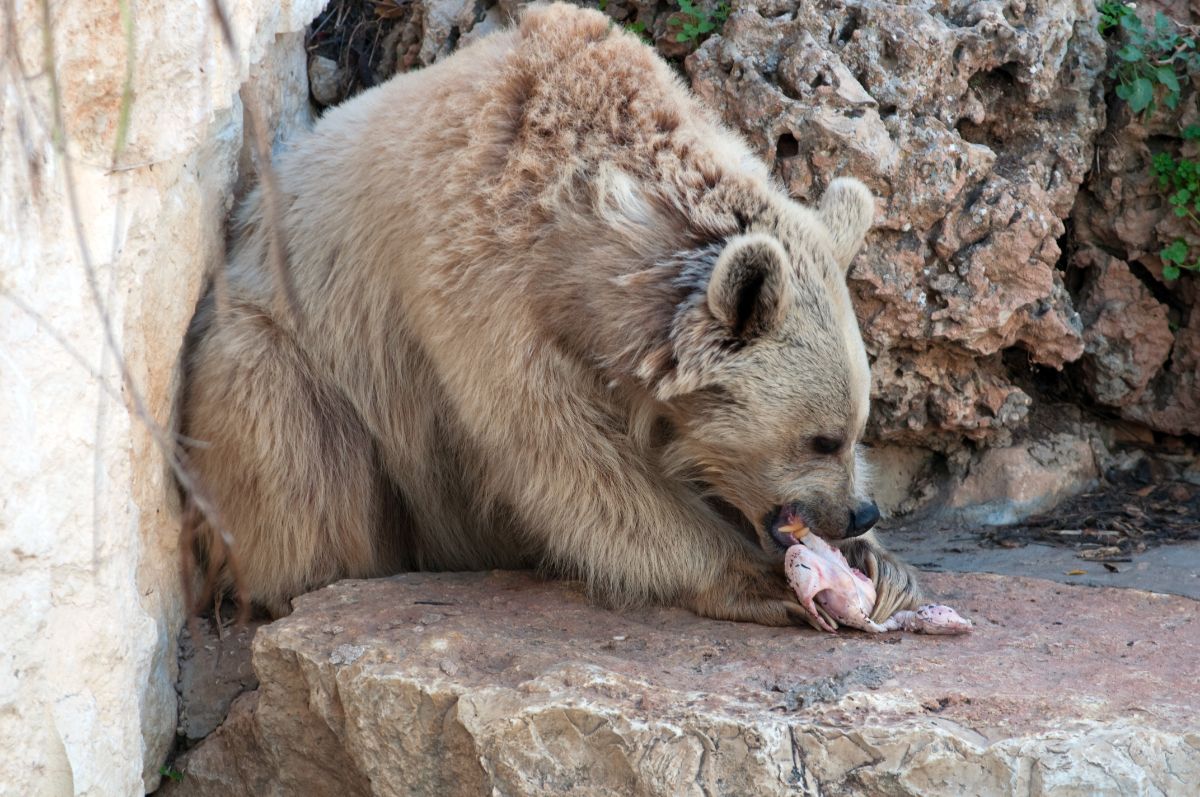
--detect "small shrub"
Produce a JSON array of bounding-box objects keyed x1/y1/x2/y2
[
  {"x1": 670, "y1": 0, "x2": 729, "y2": 45},
  {"x1": 1097, "y1": 3, "x2": 1197, "y2": 115},
  {"x1": 1151, "y1": 126, "x2": 1200, "y2": 280},
  {"x1": 1098, "y1": 3, "x2": 1199, "y2": 281},
  {"x1": 159, "y1": 765, "x2": 183, "y2": 783}
]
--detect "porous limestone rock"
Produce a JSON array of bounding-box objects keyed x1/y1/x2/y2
[
  {"x1": 0, "y1": 0, "x2": 322, "y2": 792},
  {"x1": 686, "y1": 0, "x2": 1107, "y2": 450},
  {"x1": 1076, "y1": 248, "x2": 1175, "y2": 407},
  {"x1": 1123, "y1": 303, "x2": 1200, "y2": 437},
  {"x1": 166, "y1": 571, "x2": 1200, "y2": 797},
  {"x1": 942, "y1": 432, "x2": 1100, "y2": 525}
]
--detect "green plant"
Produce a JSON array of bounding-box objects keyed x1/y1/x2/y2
[
  {"x1": 1151, "y1": 126, "x2": 1200, "y2": 280},
  {"x1": 159, "y1": 765, "x2": 183, "y2": 783},
  {"x1": 1097, "y1": 1, "x2": 1134, "y2": 34},
  {"x1": 670, "y1": 0, "x2": 729, "y2": 45},
  {"x1": 1097, "y1": 2, "x2": 1198, "y2": 115},
  {"x1": 1098, "y1": 4, "x2": 1199, "y2": 280}
]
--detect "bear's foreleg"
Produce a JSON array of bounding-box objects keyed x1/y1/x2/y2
[
  {"x1": 520, "y1": 456, "x2": 810, "y2": 626},
  {"x1": 685, "y1": 545, "x2": 828, "y2": 627},
  {"x1": 418, "y1": 327, "x2": 819, "y2": 626}
]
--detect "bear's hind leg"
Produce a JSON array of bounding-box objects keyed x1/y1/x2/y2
[{"x1": 180, "y1": 298, "x2": 387, "y2": 615}]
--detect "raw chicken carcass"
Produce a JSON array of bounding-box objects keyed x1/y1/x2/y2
[{"x1": 783, "y1": 524, "x2": 972, "y2": 634}]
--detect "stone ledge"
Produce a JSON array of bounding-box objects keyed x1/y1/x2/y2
[{"x1": 165, "y1": 571, "x2": 1200, "y2": 796}]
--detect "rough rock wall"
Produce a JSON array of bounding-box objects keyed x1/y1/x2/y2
[
  {"x1": 0, "y1": 0, "x2": 323, "y2": 792},
  {"x1": 1071, "y1": 17, "x2": 1200, "y2": 437},
  {"x1": 688, "y1": 0, "x2": 1200, "y2": 451},
  {"x1": 688, "y1": 0, "x2": 1108, "y2": 451}
]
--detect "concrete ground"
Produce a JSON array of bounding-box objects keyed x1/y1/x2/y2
[{"x1": 885, "y1": 526, "x2": 1200, "y2": 600}]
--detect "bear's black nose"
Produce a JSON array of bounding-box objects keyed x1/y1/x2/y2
[{"x1": 846, "y1": 501, "x2": 880, "y2": 536}]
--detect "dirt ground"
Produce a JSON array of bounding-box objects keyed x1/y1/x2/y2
[
  {"x1": 886, "y1": 471, "x2": 1200, "y2": 601},
  {"x1": 896, "y1": 474, "x2": 1199, "y2": 558}
]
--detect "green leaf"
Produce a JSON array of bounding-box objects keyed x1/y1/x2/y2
[
  {"x1": 1155, "y1": 66, "x2": 1180, "y2": 93},
  {"x1": 1128, "y1": 77, "x2": 1154, "y2": 112},
  {"x1": 1155, "y1": 11, "x2": 1171, "y2": 35},
  {"x1": 1163, "y1": 264, "x2": 1181, "y2": 281},
  {"x1": 1097, "y1": 2, "x2": 1130, "y2": 32},
  {"x1": 1162, "y1": 240, "x2": 1188, "y2": 263},
  {"x1": 1116, "y1": 44, "x2": 1143, "y2": 62},
  {"x1": 1114, "y1": 83, "x2": 1132, "y2": 100},
  {"x1": 1183, "y1": 125, "x2": 1200, "y2": 141}
]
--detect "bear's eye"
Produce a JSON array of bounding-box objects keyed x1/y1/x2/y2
[{"x1": 811, "y1": 435, "x2": 844, "y2": 455}]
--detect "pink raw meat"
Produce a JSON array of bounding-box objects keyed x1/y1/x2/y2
[{"x1": 784, "y1": 533, "x2": 972, "y2": 634}]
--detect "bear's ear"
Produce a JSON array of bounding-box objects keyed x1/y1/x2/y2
[
  {"x1": 706, "y1": 233, "x2": 791, "y2": 340},
  {"x1": 817, "y1": 178, "x2": 876, "y2": 272}
]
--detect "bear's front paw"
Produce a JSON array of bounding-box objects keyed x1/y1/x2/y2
[
  {"x1": 687, "y1": 552, "x2": 831, "y2": 629},
  {"x1": 837, "y1": 537, "x2": 923, "y2": 623}
]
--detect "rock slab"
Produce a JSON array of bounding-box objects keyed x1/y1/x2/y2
[{"x1": 168, "y1": 571, "x2": 1199, "y2": 796}]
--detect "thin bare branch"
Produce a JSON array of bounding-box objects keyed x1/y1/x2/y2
[
  {"x1": 112, "y1": 0, "x2": 134, "y2": 167},
  {"x1": 32, "y1": 0, "x2": 243, "y2": 617},
  {"x1": 208, "y1": 0, "x2": 304, "y2": 327}
]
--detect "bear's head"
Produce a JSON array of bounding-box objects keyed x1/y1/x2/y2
[
  {"x1": 495, "y1": 4, "x2": 883, "y2": 552},
  {"x1": 650, "y1": 178, "x2": 880, "y2": 552}
]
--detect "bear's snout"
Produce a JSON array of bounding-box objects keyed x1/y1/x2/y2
[
  {"x1": 765, "y1": 497, "x2": 879, "y2": 550},
  {"x1": 845, "y1": 501, "x2": 880, "y2": 537}
]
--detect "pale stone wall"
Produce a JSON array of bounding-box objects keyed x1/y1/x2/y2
[{"x1": 0, "y1": 0, "x2": 324, "y2": 792}]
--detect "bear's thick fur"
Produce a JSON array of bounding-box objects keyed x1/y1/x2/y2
[{"x1": 180, "y1": 3, "x2": 921, "y2": 625}]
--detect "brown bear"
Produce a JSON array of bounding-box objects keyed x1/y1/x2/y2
[{"x1": 179, "y1": 2, "x2": 921, "y2": 627}]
